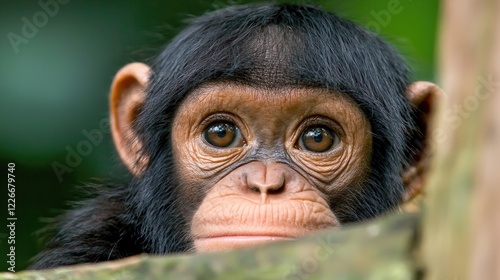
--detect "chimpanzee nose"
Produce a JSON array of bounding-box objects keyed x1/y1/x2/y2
[{"x1": 243, "y1": 161, "x2": 288, "y2": 195}]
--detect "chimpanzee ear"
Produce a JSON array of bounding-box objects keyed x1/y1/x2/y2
[
  {"x1": 402, "y1": 81, "x2": 442, "y2": 204},
  {"x1": 110, "y1": 62, "x2": 150, "y2": 176}
]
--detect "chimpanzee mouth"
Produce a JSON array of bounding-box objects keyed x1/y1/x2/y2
[{"x1": 194, "y1": 234, "x2": 294, "y2": 252}]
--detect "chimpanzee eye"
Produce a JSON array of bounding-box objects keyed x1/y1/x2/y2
[
  {"x1": 203, "y1": 122, "x2": 243, "y2": 148},
  {"x1": 298, "y1": 126, "x2": 339, "y2": 153}
]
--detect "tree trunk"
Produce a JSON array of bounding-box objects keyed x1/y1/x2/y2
[{"x1": 422, "y1": 0, "x2": 500, "y2": 279}]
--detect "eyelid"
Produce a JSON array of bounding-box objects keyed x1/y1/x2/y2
[
  {"x1": 298, "y1": 116, "x2": 345, "y2": 140},
  {"x1": 199, "y1": 113, "x2": 238, "y2": 130}
]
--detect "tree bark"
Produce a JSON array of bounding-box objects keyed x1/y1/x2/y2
[{"x1": 422, "y1": 0, "x2": 500, "y2": 279}]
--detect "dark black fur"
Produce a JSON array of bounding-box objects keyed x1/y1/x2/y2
[{"x1": 31, "y1": 3, "x2": 420, "y2": 269}]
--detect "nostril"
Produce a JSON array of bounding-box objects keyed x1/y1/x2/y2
[
  {"x1": 266, "y1": 184, "x2": 284, "y2": 194},
  {"x1": 247, "y1": 183, "x2": 284, "y2": 195},
  {"x1": 248, "y1": 185, "x2": 261, "y2": 193}
]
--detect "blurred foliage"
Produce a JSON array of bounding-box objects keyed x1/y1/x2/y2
[{"x1": 0, "y1": 0, "x2": 438, "y2": 272}]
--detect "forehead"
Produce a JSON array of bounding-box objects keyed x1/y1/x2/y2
[{"x1": 176, "y1": 83, "x2": 364, "y2": 118}]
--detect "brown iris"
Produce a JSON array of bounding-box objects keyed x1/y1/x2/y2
[
  {"x1": 203, "y1": 122, "x2": 242, "y2": 148},
  {"x1": 299, "y1": 126, "x2": 338, "y2": 152}
]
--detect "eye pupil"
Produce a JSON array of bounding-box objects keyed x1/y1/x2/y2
[
  {"x1": 216, "y1": 127, "x2": 226, "y2": 138},
  {"x1": 313, "y1": 130, "x2": 323, "y2": 143}
]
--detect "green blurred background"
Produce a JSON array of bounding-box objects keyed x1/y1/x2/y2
[{"x1": 0, "y1": 0, "x2": 438, "y2": 271}]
